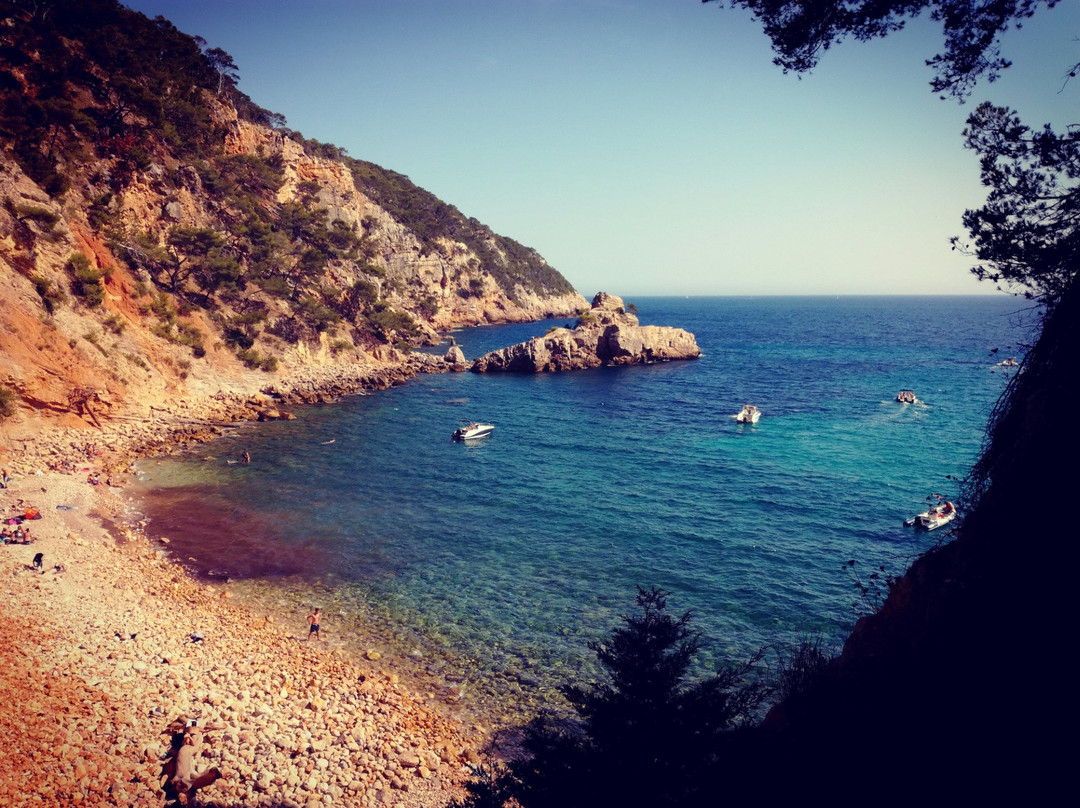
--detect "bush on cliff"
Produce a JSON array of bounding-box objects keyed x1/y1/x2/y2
[
  {"x1": 455, "y1": 587, "x2": 770, "y2": 808},
  {"x1": 66, "y1": 252, "x2": 106, "y2": 308},
  {"x1": 0, "y1": 385, "x2": 17, "y2": 419}
]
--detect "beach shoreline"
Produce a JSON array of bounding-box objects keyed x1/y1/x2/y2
[{"x1": 0, "y1": 359, "x2": 487, "y2": 808}]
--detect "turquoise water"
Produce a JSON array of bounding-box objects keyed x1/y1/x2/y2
[{"x1": 133, "y1": 296, "x2": 1033, "y2": 721}]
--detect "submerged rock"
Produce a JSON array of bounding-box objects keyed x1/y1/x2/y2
[{"x1": 469, "y1": 292, "x2": 700, "y2": 373}]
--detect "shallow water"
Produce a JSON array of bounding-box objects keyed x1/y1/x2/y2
[{"x1": 132, "y1": 295, "x2": 1034, "y2": 726}]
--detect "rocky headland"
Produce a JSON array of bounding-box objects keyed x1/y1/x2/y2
[{"x1": 469, "y1": 292, "x2": 700, "y2": 373}]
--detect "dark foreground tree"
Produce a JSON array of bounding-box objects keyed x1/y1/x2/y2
[
  {"x1": 953, "y1": 102, "x2": 1080, "y2": 306},
  {"x1": 455, "y1": 587, "x2": 769, "y2": 808},
  {"x1": 707, "y1": 1, "x2": 1061, "y2": 98}
]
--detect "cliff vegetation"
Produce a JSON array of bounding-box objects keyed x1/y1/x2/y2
[{"x1": 0, "y1": 0, "x2": 585, "y2": 443}]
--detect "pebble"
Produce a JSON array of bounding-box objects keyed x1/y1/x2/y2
[{"x1": 0, "y1": 457, "x2": 473, "y2": 806}]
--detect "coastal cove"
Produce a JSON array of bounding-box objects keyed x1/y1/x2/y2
[{"x1": 130, "y1": 295, "x2": 1033, "y2": 729}]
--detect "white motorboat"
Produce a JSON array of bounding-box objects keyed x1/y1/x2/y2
[
  {"x1": 997, "y1": 357, "x2": 1018, "y2": 368},
  {"x1": 896, "y1": 390, "x2": 919, "y2": 404},
  {"x1": 735, "y1": 404, "x2": 760, "y2": 424},
  {"x1": 452, "y1": 421, "x2": 495, "y2": 441},
  {"x1": 907, "y1": 499, "x2": 957, "y2": 530}
]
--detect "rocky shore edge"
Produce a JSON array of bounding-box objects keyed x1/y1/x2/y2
[
  {"x1": 3, "y1": 351, "x2": 457, "y2": 475},
  {"x1": 1, "y1": 352, "x2": 482, "y2": 808}
]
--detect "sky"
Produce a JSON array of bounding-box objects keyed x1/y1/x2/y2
[{"x1": 120, "y1": 0, "x2": 1080, "y2": 297}]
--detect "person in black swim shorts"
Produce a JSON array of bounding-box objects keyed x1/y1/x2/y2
[{"x1": 306, "y1": 607, "x2": 321, "y2": 641}]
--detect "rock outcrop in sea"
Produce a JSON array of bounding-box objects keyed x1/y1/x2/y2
[{"x1": 469, "y1": 292, "x2": 700, "y2": 373}]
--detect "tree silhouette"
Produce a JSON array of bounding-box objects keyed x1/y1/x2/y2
[
  {"x1": 456, "y1": 587, "x2": 769, "y2": 808},
  {"x1": 709, "y1": 0, "x2": 1077, "y2": 305}
]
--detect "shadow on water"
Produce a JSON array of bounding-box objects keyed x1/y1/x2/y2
[{"x1": 140, "y1": 485, "x2": 330, "y2": 580}]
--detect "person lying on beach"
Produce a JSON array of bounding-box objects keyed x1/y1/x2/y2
[{"x1": 162, "y1": 724, "x2": 223, "y2": 806}]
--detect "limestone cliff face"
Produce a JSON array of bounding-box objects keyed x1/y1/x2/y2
[
  {"x1": 219, "y1": 114, "x2": 587, "y2": 338},
  {"x1": 0, "y1": 4, "x2": 586, "y2": 446},
  {"x1": 469, "y1": 293, "x2": 700, "y2": 373}
]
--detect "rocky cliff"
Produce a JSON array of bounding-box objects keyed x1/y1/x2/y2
[
  {"x1": 0, "y1": 0, "x2": 586, "y2": 453},
  {"x1": 469, "y1": 292, "x2": 700, "y2": 373}
]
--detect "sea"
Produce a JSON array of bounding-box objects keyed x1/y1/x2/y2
[{"x1": 130, "y1": 295, "x2": 1035, "y2": 728}]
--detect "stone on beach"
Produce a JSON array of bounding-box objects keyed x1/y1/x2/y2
[{"x1": 0, "y1": 467, "x2": 471, "y2": 807}]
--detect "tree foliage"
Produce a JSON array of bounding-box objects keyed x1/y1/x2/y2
[
  {"x1": 456, "y1": 587, "x2": 770, "y2": 808},
  {"x1": 709, "y1": 0, "x2": 1076, "y2": 305},
  {"x1": 707, "y1": 1, "x2": 1059, "y2": 99},
  {"x1": 66, "y1": 252, "x2": 106, "y2": 307},
  {"x1": 953, "y1": 102, "x2": 1080, "y2": 306}
]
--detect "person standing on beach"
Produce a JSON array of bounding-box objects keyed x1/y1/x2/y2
[{"x1": 306, "y1": 608, "x2": 321, "y2": 641}]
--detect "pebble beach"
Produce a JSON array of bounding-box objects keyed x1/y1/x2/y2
[{"x1": 0, "y1": 398, "x2": 480, "y2": 808}]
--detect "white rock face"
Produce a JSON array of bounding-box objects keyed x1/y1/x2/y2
[{"x1": 470, "y1": 293, "x2": 701, "y2": 373}]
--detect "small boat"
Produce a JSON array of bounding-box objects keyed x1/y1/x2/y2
[
  {"x1": 996, "y1": 357, "x2": 1018, "y2": 368},
  {"x1": 896, "y1": 390, "x2": 919, "y2": 404},
  {"x1": 735, "y1": 404, "x2": 760, "y2": 424},
  {"x1": 906, "y1": 498, "x2": 957, "y2": 530},
  {"x1": 452, "y1": 421, "x2": 495, "y2": 441}
]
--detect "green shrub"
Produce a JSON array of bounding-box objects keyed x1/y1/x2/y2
[
  {"x1": 31, "y1": 274, "x2": 66, "y2": 313},
  {"x1": 67, "y1": 252, "x2": 106, "y2": 308},
  {"x1": 370, "y1": 306, "x2": 417, "y2": 339},
  {"x1": 253, "y1": 275, "x2": 291, "y2": 298},
  {"x1": 125, "y1": 352, "x2": 149, "y2": 370},
  {"x1": 295, "y1": 295, "x2": 341, "y2": 332},
  {"x1": 88, "y1": 193, "x2": 115, "y2": 229},
  {"x1": 15, "y1": 204, "x2": 60, "y2": 230},
  {"x1": 151, "y1": 292, "x2": 177, "y2": 323},
  {"x1": 235, "y1": 347, "x2": 277, "y2": 371},
  {"x1": 175, "y1": 321, "x2": 206, "y2": 356},
  {"x1": 0, "y1": 385, "x2": 17, "y2": 419},
  {"x1": 83, "y1": 330, "x2": 108, "y2": 356},
  {"x1": 416, "y1": 294, "x2": 439, "y2": 319}
]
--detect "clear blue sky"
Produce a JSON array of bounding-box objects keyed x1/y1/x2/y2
[{"x1": 121, "y1": 0, "x2": 1079, "y2": 297}]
